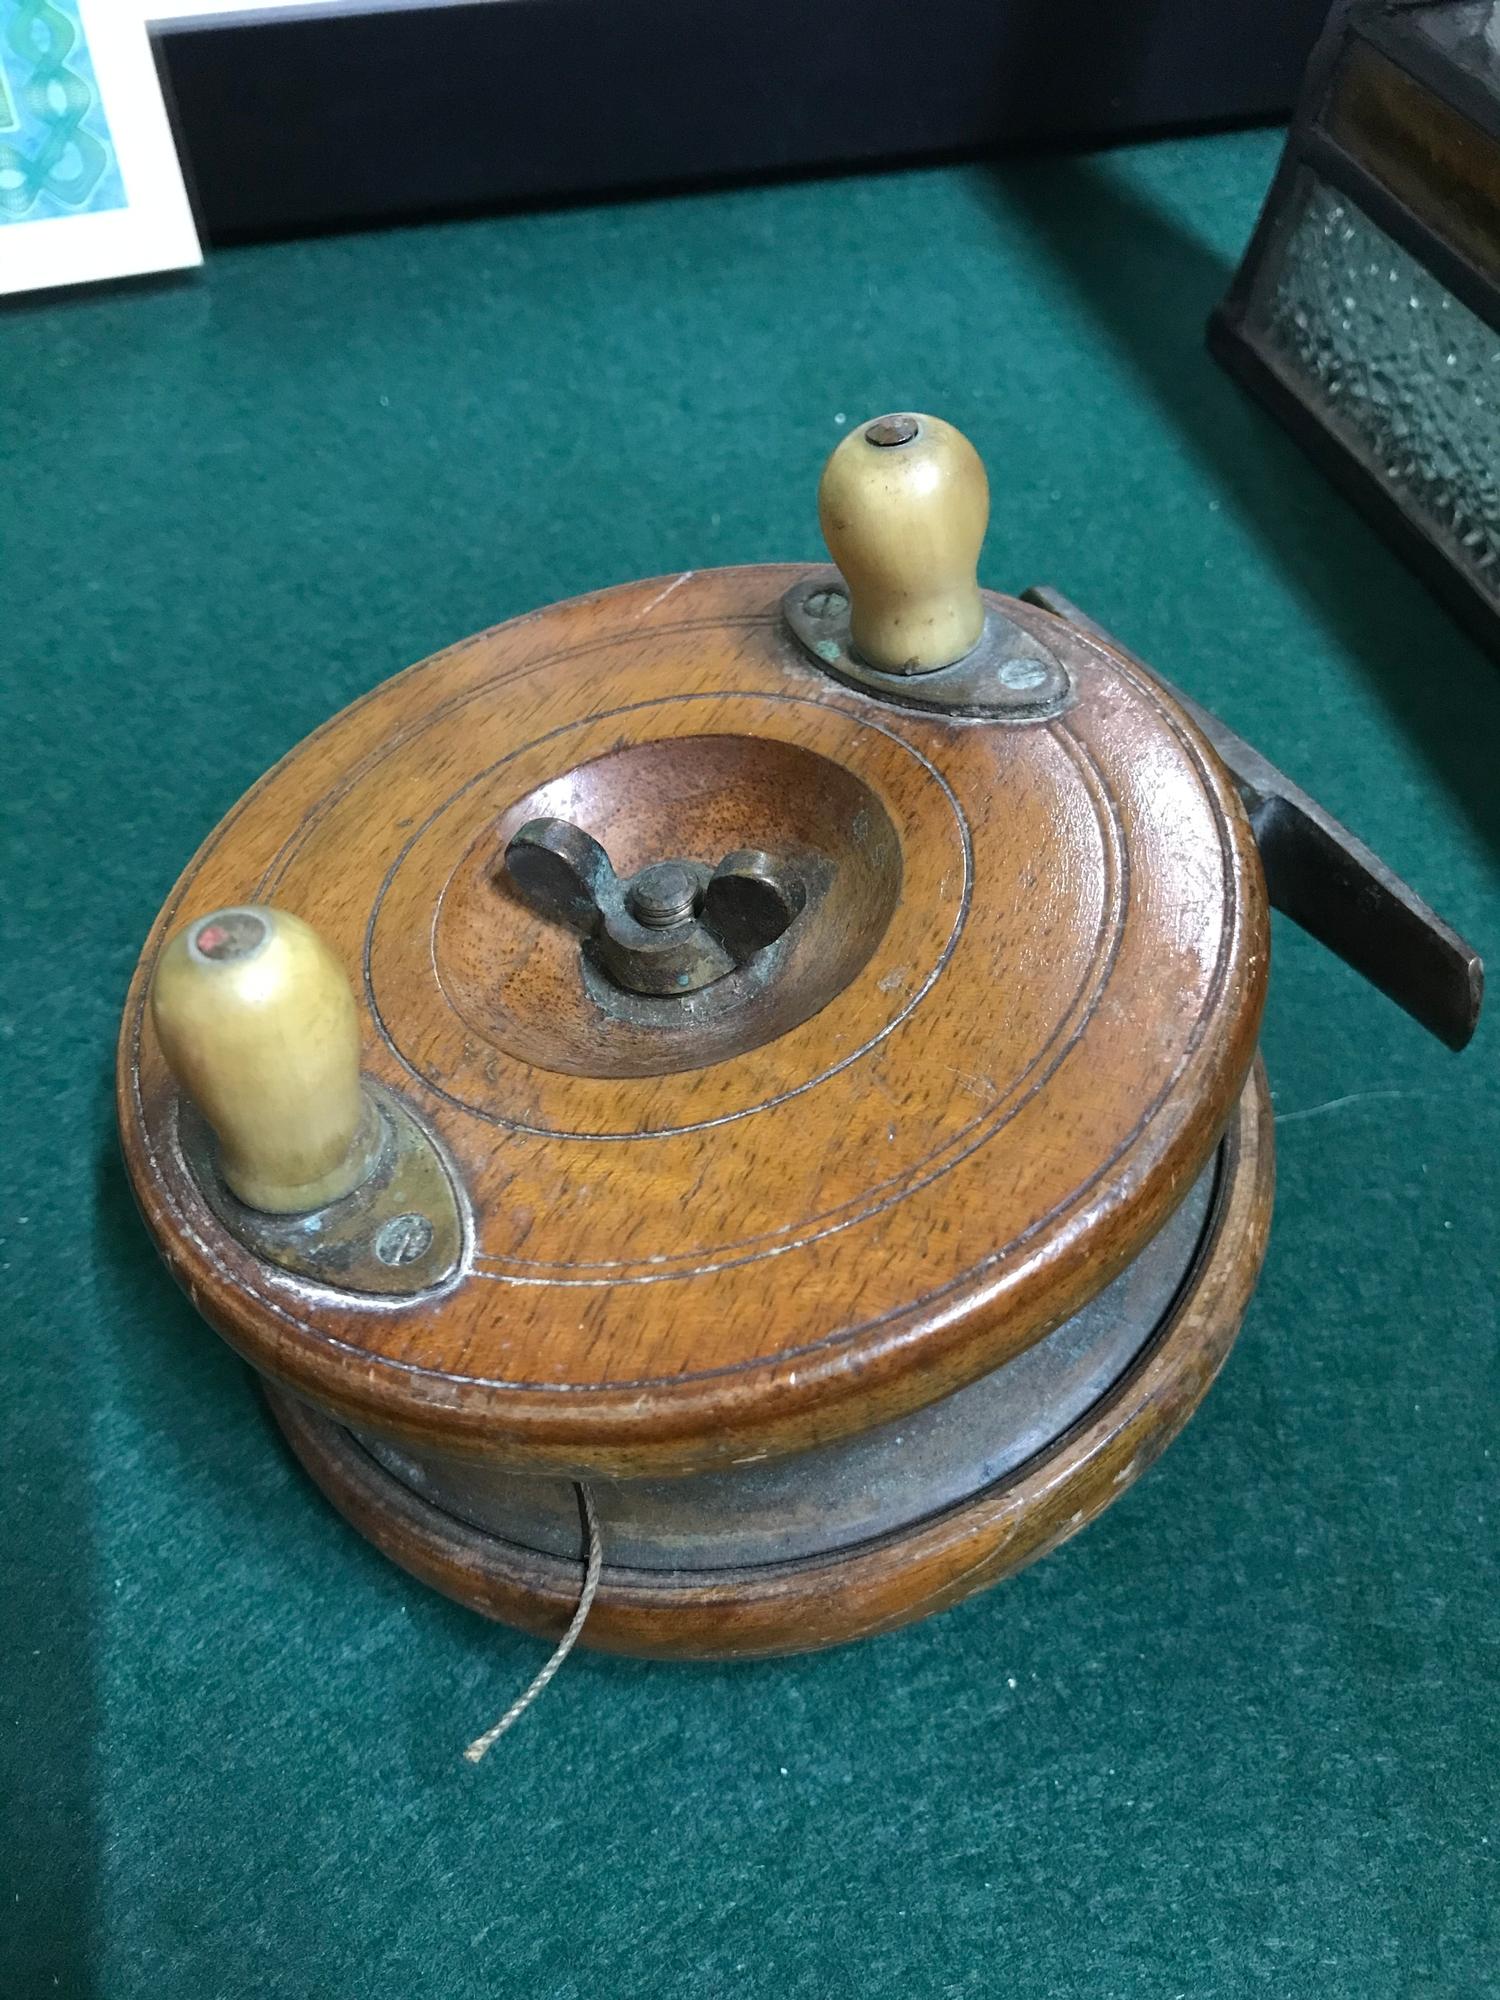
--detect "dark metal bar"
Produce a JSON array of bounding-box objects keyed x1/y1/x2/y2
[
  {"x1": 152, "y1": 0, "x2": 1333, "y2": 243},
  {"x1": 1020, "y1": 585, "x2": 1484, "y2": 1051}
]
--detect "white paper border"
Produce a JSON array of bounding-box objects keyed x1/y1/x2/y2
[{"x1": 0, "y1": 0, "x2": 201, "y2": 297}]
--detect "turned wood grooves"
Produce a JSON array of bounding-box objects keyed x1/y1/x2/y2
[{"x1": 120, "y1": 566, "x2": 1269, "y2": 1500}]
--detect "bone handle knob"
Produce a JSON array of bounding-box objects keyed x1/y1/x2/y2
[
  {"x1": 150, "y1": 906, "x2": 375, "y2": 1214},
  {"x1": 818, "y1": 412, "x2": 989, "y2": 673}
]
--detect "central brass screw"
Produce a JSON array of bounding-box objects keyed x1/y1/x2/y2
[
  {"x1": 627, "y1": 862, "x2": 699, "y2": 929},
  {"x1": 865, "y1": 414, "x2": 919, "y2": 448}
]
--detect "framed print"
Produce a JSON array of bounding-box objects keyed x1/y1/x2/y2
[{"x1": 0, "y1": 0, "x2": 199, "y2": 296}]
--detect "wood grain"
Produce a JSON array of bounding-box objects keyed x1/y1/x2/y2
[{"x1": 118, "y1": 565, "x2": 1269, "y2": 1480}]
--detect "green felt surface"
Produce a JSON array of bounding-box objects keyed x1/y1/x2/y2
[{"x1": 4, "y1": 129, "x2": 1498, "y2": 1998}]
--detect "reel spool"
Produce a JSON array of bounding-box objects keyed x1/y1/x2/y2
[{"x1": 119, "y1": 413, "x2": 1480, "y2": 1659}]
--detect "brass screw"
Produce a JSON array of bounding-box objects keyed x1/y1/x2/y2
[
  {"x1": 803, "y1": 586, "x2": 848, "y2": 620},
  {"x1": 627, "y1": 862, "x2": 699, "y2": 929},
  {"x1": 865, "y1": 414, "x2": 919, "y2": 448},
  {"x1": 374, "y1": 1213, "x2": 434, "y2": 1266},
  {"x1": 191, "y1": 910, "x2": 268, "y2": 962}
]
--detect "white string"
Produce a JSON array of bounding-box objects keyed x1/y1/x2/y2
[{"x1": 463, "y1": 1483, "x2": 602, "y2": 1764}]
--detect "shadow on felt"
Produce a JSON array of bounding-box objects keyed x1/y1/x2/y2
[
  {"x1": 984, "y1": 150, "x2": 1500, "y2": 869},
  {"x1": 92, "y1": 1107, "x2": 255, "y2": 1515},
  {"x1": 4, "y1": 1152, "x2": 109, "y2": 1997},
  {"x1": 89, "y1": 1093, "x2": 653, "y2": 1787}
]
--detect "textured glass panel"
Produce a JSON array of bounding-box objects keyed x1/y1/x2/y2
[{"x1": 1250, "y1": 176, "x2": 1500, "y2": 601}]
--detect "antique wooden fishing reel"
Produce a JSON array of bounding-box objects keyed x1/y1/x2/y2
[{"x1": 119, "y1": 414, "x2": 1482, "y2": 1658}]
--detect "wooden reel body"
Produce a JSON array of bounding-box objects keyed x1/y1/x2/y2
[{"x1": 120, "y1": 558, "x2": 1273, "y2": 1658}]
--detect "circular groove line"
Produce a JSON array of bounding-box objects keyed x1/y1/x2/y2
[
  {"x1": 227, "y1": 633, "x2": 1121, "y2": 1272},
  {"x1": 360, "y1": 689, "x2": 974, "y2": 1140},
  {"x1": 458, "y1": 713, "x2": 1122, "y2": 1276},
  {"x1": 127, "y1": 598, "x2": 1247, "y2": 1398},
  {"x1": 210, "y1": 613, "x2": 1121, "y2": 1269},
  {"x1": 258, "y1": 610, "x2": 784, "y2": 902}
]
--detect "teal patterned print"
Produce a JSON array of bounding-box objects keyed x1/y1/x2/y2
[{"x1": 0, "y1": 0, "x2": 126, "y2": 223}]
